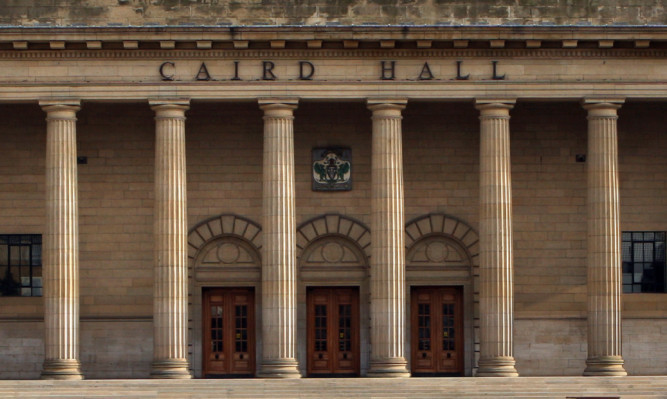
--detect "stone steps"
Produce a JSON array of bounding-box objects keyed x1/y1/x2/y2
[{"x1": 0, "y1": 376, "x2": 665, "y2": 398}]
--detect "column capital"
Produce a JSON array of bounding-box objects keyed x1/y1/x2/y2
[
  {"x1": 582, "y1": 98, "x2": 624, "y2": 117},
  {"x1": 39, "y1": 100, "x2": 81, "y2": 119},
  {"x1": 258, "y1": 98, "x2": 299, "y2": 116},
  {"x1": 475, "y1": 99, "x2": 515, "y2": 117},
  {"x1": 367, "y1": 98, "x2": 407, "y2": 116},
  {"x1": 149, "y1": 99, "x2": 190, "y2": 118}
]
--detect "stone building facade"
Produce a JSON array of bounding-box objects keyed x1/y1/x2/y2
[{"x1": 0, "y1": 0, "x2": 664, "y2": 380}]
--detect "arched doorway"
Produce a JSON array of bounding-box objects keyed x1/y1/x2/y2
[
  {"x1": 405, "y1": 213, "x2": 480, "y2": 376},
  {"x1": 296, "y1": 214, "x2": 371, "y2": 377},
  {"x1": 187, "y1": 214, "x2": 263, "y2": 378}
]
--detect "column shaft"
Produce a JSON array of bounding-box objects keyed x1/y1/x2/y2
[
  {"x1": 475, "y1": 100, "x2": 518, "y2": 377},
  {"x1": 367, "y1": 99, "x2": 410, "y2": 377},
  {"x1": 150, "y1": 100, "x2": 191, "y2": 379},
  {"x1": 583, "y1": 100, "x2": 627, "y2": 376},
  {"x1": 41, "y1": 101, "x2": 84, "y2": 380},
  {"x1": 259, "y1": 99, "x2": 301, "y2": 378}
]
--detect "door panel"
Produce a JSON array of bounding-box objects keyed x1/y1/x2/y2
[
  {"x1": 411, "y1": 286, "x2": 463, "y2": 376},
  {"x1": 203, "y1": 288, "x2": 255, "y2": 377},
  {"x1": 307, "y1": 287, "x2": 359, "y2": 376}
]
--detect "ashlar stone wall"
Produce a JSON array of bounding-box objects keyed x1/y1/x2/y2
[{"x1": 0, "y1": 0, "x2": 664, "y2": 27}]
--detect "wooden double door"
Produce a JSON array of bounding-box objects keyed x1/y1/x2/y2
[
  {"x1": 411, "y1": 286, "x2": 464, "y2": 376},
  {"x1": 203, "y1": 287, "x2": 255, "y2": 377},
  {"x1": 306, "y1": 287, "x2": 360, "y2": 376}
]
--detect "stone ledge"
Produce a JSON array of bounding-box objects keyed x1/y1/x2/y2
[{"x1": 0, "y1": 26, "x2": 664, "y2": 51}]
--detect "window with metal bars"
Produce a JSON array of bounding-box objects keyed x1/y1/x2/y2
[
  {"x1": 622, "y1": 232, "x2": 666, "y2": 293},
  {"x1": 0, "y1": 235, "x2": 42, "y2": 297}
]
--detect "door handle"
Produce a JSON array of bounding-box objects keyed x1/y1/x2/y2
[
  {"x1": 447, "y1": 352, "x2": 451, "y2": 359},
  {"x1": 239, "y1": 354, "x2": 244, "y2": 360},
  {"x1": 422, "y1": 352, "x2": 427, "y2": 359},
  {"x1": 318, "y1": 353, "x2": 323, "y2": 360},
  {"x1": 215, "y1": 354, "x2": 219, "y2": 360}
]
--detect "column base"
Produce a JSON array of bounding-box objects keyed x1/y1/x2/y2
[
  {"x1": 41, "y1": 359, "x2": 84, "y2": 380},
  {"x1": 367, "y1": 358, "x2": 411, "y2": 378},
  {"x1": 477, "y1": 357, "x2": 519, "y2": 377},
  {"x1": 584, "y1": 356, "x2": 627, "y2": 376},
  {"x1": 150, "y1": 359, "x2": 192, "y2": 379},
  {"x1": 259, "y1": 359, "x2": 302, "y2": 378}
]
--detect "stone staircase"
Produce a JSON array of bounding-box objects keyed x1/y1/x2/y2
[{"x1": 0, "y1": 376, "x2": 665, "y2": 398}]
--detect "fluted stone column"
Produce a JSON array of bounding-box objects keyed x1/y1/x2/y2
[
  {"x1": 40, "y1": 100, "x2": 84, "y2": 380},
  {"x1": 259, "y1": 98, "x2": 301, "y2": 378},
  {"x1": 150, "y1": 100, "x2": 191, "y2": 379},
  {"x1": 475, "y1": 100, "x2": 519, "y2": 377},
  {"x1": 583, "y1": 99, "x2": 627, "y2": 377},
  {"x1": 367, "y1": 99, "x2": 410, "y2": 378}
]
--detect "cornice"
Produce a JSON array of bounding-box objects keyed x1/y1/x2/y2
[
  {"x1": 0, "y1": 25, "x2": 664, "y2": 51},
  {"x1": 0, "y1": 25, "x2": 665, "y2": 37},
  {"x1": 0, "y1": 48, "x2": 664, "y2": 60}
]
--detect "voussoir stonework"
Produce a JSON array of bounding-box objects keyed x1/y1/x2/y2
[
  {"x1": 188, "y1": 214, "x2": 263, "y2": 261},
  {"x1": 296, "y1": 214, "x2": 371, "y2": 261}
]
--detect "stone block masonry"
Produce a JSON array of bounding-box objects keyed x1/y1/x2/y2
[
  {"x1": 0, "y1": 99, "x2": 664, "y2": 377},
  {"x1": 0, "y1": 0, "x2": 663, "y2": 26}
]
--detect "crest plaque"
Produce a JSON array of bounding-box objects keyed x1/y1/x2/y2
[{"x1": 312, "y1": 148, "x2": 352, "y2": 191}]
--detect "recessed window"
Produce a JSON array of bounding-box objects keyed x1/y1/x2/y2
[
  {"x1": 622, "y1": 232, "x2": 666, "y2": 293},
  {"x1": 0, "y1": 235, "x2": 42, "y2": 297}
]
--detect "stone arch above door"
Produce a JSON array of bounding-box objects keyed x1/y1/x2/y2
[
  {"x1": 188, "y1": 214, "x2": 262, "y2": 264},
  {"x1": 188, "y1": 213, "x2": 262, "y2": 284},
  {"x1": 405, "y1": 213, "x2": 479, "y2": 264},
  {"x1": 296, "y1": 214, "x2": 371, "y2": 261}
]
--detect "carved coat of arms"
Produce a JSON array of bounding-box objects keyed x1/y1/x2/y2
[{"x1": 312, "y1": 148, "x2": 351, "y2": 191}]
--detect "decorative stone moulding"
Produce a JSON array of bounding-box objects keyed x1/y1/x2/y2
[
  {"x1": 187, "y1": 214, "x2": 263, "y2": 287},
  {"x1": 296, "y1": 214, "x2": 371, "y2": 260},
  {"x1": 0, "y1": 26, "x2": 663, "y2": 52},
  {"x1": 404, "y1": 213, "x2": 479, "y2": 255},
  {"x1": 187, "y1": 214, "x2": 263, "y2": 261},
  {"x1": 8, "y1": 39, "x2": 657, "y2": 51}
]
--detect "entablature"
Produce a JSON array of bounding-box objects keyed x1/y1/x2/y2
[{"x1": 0, "y1": 25, "x2": 665, "y2": 52}]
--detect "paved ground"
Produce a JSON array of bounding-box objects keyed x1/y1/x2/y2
[{"x1": 0, "y1": 376, "x2": 665, "y2": 399}]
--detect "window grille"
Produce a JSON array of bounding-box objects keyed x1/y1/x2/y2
[
  {"x1": 0, "y1": 234, "x2": 42, "y2": 297},
  {"x1": 622, "y1": 232, "x2": 666, "y2": 293}
]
